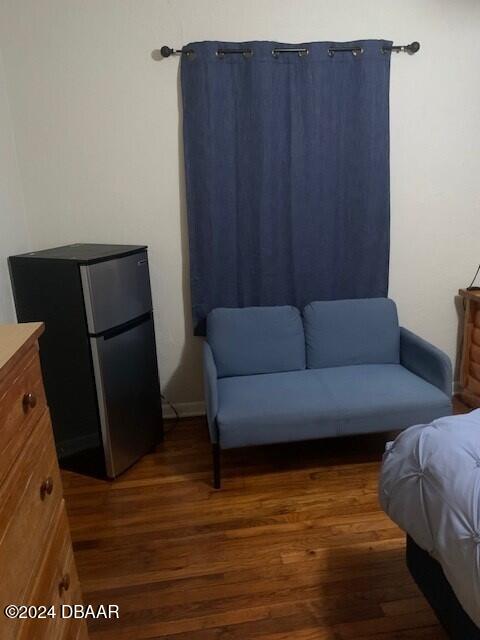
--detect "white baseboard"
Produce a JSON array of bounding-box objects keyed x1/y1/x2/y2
[{"x1": 162, "y1": 401, "x2": 205, "y2": 419}]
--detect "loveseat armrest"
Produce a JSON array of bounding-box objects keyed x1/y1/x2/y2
[
  {"x1": 203, "y1": 342, "x2": 219, "y2": 443},
  {"x1": 400, "y1": 327, "x2": 452, "y2": 397}
]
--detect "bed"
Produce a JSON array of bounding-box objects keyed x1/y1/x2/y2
[{"x1": 380, "y1": 410, "x2": 480, "y2": 638}]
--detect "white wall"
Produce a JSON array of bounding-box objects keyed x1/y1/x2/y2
[
  {"x1": 0, "y1": 46, "x2": 30, "y2": 324},
  {"x1": 0, "y1": 0, "x2": 479, "y2": 404}
]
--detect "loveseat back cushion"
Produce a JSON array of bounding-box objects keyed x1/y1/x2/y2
[
  {"x1": 207, "y1": 306, "x2": 306, "y2": 378},
  {"x1": 303, "y1": 298, "x2": 400, "y2": 369}
]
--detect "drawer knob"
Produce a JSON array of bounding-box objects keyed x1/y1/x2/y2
[
  {"x1": 40, "y1": 477, "x2": 54, "y2": 500},
  {"x1": 58, "y1": 573, "x2": 70, "y2": 596},
  {"x1": 22, "y1": 392, "x2": 37, "y2": 411}
]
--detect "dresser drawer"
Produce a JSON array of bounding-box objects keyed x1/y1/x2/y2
[
  {"x1": 0, "y1": 409, "x2": 62, "y2": 619},
  {"x1": 0, "y1": 346, "x2": 47, "y2": 485},
  {"x1": 17, "y1": 501, "x2": 86, "y2": 640}
]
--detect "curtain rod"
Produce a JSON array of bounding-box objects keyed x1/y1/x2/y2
[{"x1": 160, "y1": 42, "x2": 420, "y2": 58}]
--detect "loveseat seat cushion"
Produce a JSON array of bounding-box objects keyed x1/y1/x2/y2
[
  {"x1": 207, "y1": 306, "x2": 306, "y2": 378},
  {"x1": 216, "y1": 364, "x2": 451, "y2": 449},
  {"x1": 303, "y1": 298, "x2": 400, "y2": 369}
]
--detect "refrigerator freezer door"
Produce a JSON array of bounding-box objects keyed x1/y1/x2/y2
[
  {"x1": 90, "y1": 316, "x2": 161, "y2": 478},
  {"x1": 81, "y1": 251, "x2": 152, "y2": 335}
]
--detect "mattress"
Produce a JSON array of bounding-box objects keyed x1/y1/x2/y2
[{"x1": 380, "y1": 410, "x2": 480, "y2": 628}]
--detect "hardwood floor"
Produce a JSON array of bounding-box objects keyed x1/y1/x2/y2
[{"x1": 62, "y1": 407, "x2": 467, "y2": 640}]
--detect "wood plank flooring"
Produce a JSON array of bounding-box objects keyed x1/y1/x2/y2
[{"x1": 62, "y1": 406, "x2": 467, "y2": 639}]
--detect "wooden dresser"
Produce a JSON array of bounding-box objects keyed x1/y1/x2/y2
[
  {"x1": 0, "y1": 323, "x2": 88, "y2": 640},
  {"x1": 459, "y1": 289, "x2": 480, "y2": 409}
]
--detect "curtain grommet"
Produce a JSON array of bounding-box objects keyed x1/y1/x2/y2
[
  {"x1": 352, "y1": 47, "x2": 364, "y2": 57},
  {"x1": 272, "y1": 47, "x2": 309, "y2": 58},
  {"x1": 242, "y1": 49, "x2": 254, "y2": 59},
  {"x1": 328, "y1": 49, "x2": 334, "y2": 58},
  {"x1": 216, "y1": 51, "x2": 225, "y2": 59}
]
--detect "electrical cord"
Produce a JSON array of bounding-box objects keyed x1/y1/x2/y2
[
  {"x1": 161, "y1": 393, "x2": 180, "y2": 433},
  {"x1": 468, "y1": 264, "x2": 480, "y2": 290}
]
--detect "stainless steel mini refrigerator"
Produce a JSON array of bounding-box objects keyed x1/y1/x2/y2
[{"x1": 9, "y1": 244, "x2": 163, "y2": 479}]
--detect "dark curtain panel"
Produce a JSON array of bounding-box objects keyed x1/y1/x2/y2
[{"x1": 181, "y1": 40, "x2": 392, "y2": 334}]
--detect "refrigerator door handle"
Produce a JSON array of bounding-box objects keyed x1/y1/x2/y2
[
  {"x1": 89, "y1": 337, "x2": 116, "y2": 478},
  {"x1": 81, "y1": 266, "x2": 96, "y2": 340}
]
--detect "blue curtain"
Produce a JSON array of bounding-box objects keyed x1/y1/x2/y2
[{"x1": 181, "y1": 40, "x2": 392, "y2": 334}]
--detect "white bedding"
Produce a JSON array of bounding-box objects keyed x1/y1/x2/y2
[{"x1": 380, "y1": 410, "x2": 480, "y2": 627}]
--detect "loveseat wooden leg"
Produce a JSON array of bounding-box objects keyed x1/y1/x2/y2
[{"x1": 212, "y1": 443, "x2": 221, "y2": 489}]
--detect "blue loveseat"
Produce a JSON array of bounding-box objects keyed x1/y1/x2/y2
[{"x1": 203, "y1": 298, "x2": 452, "y2": 488}]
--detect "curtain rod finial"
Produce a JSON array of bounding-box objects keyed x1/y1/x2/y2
[
  {"x1": 407, "y1": 41, "x2": 420, "y2": 54},
  {"x1": 160, "y1": 46, "x2": 174, "y2": 58}
]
